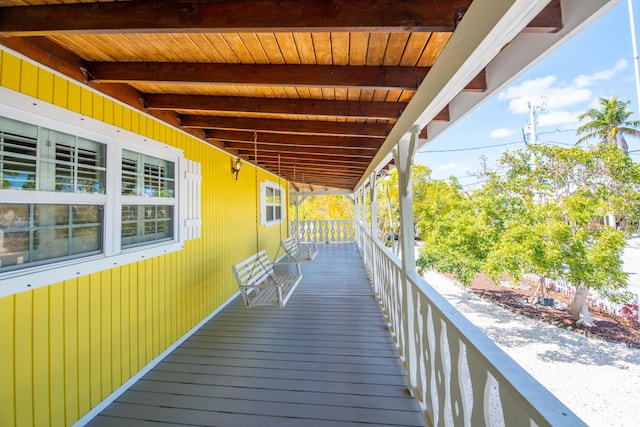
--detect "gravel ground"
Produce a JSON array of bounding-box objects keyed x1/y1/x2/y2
[{"x1": 423, "y1": 270, "x2": 640, "y2": 427}]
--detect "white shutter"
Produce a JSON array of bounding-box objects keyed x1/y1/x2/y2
[
  {"x1": 182, "y1": 158, "x2": 202, "y2": 240},
  {"x1": 260, "y1": 181, "x2": 267, "y2": 225}
]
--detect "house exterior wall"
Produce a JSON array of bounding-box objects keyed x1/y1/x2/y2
[{"x1": 0, "y1": 49, "x2": 289, "y2": 426}]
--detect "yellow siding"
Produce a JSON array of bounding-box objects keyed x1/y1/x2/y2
[{"x1": 0, "y1": 49, "x2": 291, "y2": 426}]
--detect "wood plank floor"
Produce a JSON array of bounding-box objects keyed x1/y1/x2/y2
[{"x1": 88, "y1": 243, "x2": 424, "y2": 427}]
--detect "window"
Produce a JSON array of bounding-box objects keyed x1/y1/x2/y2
[
  {"x1": 260, "y1": 180, "x2": 285, "y2": 225},
  {"x1": 0, "y1": 89, "x2": 201, "y2": 296},
  {"x1": 0, "y1": 117, "x2": 107, "y2": 271}
]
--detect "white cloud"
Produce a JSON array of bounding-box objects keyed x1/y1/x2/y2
[
  {"x1": 574, "y1": 59, "x2": 627, "y2": 87},
  {"x1": 538, "y1": 110, "x2": 581, "y2": 127},
  {"x1": 490, "y1": 128, "x2": 516, "y2": 138},
  {"x1": 496, "y1": 59, "x2": 627, "y2": 128}
]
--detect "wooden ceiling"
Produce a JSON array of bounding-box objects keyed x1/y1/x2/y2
[{"x1": 0, "y1": 0, "x2": 562, "y2": 190}]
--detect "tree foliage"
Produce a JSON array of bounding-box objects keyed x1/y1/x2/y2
[
  {"x1": 417, "y1": 144, "x2": 640, "y2": 325},
  {"x1": 291, "y1": 194, "x2": 354, "y2": 221},
  {"x1": 375, "y1": 164, "x2": 432, "y2": 244}
]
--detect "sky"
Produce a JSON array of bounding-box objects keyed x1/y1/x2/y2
[{"x1": 415, "y1": 0, "x2": 640, "y2": 185}]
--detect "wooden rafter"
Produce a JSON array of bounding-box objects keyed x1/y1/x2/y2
[
  {"x1": 205, "y1": 130, "x2": 382, "y2": 149},
  {"x1": 184, "y1": 116, "x2": 391, "y2": 137},
  {"x1": 145, "y1": 94, "x2": 406, "y2": 120},
  {"x1": 226, "y1": 143, "x2": 374, "y2": 157},
  {"x1": 87, "y1": 63, "x2": 430, "y2": 91},
  {"x1": 0, "y1": 0, "x2": 562, "y2": 36}
]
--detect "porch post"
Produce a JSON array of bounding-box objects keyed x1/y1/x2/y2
[
  {"x1": 354, "y1": 189, "x2": 362, "y2": 250},
  {"x1": 368, "y1": 172, "x2": 378, "y2": 289},
  {"x1": 369, "y1": 172, "x2": 378, "y2": 241},
  {"x1": 393, "y1": 126, "x2": 419, "y2": 274}
]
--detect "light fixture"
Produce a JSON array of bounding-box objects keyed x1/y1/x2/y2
[{"x1": 231, "y1": 157, "x2": 242, "y2": 180}]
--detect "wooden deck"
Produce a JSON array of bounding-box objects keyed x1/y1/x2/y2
[{"x1": 87, "y1": 243, "x2": 424, "y2": 426}]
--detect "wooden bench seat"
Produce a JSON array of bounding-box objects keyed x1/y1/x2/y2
[
  {"x1": 232, "y1": 249, "x2": 302, "y2": 308},
  {"x1": 281, "y1": 237, "x2": 318, "y2": 262}
]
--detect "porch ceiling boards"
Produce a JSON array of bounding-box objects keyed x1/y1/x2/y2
[{"x1": 0, "y1": 0, "x2": 562, "y2": 190}]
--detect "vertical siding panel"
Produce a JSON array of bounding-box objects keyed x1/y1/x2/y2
[
  {"x1": 128, "y1": 263, "x2": 139, "y2": 373},
  {"x1": 14, "y1": 291, "x2": 34, "y2": 427},
  {"x1": 52, "y1": 75, "x2": 68, "y2": 108},
  {"x1": 131, "y1": 110, "x2": 140, "y2": 134},
  {"x1": 88, "y1": 273, "x2": 102, "y2": 408},
  {"x1": 67, "y1": 83, "x2": 81, "y2": 113},
  {"x1": 76, "y1": 275, "x2": 91, "y2": 416},
  {"x1": 49, "y1": 284, "x2": 65, "y2": 426},
  {"x1": 158, "y1": 256, "x2": 167, "y2": 350},
  {"x1": 122, "y1": 106, "x2": 132, "y2": 131},
  {"x1": 173, "y1": 250, "x2": 181, "y2": 340},
  {"x1": 0, "y1": 295, "x2": 15, "y2": 427},
  {"x1": 111, "y1": 268, "x2": 122, "y2": 387},
  {"x1": 100, "y1": 270, "x2": 112, "y2": 397},
  {"x1": 103, "y1": 98, "x2": 114, "y2": 125},
  {"x1": 120, "y1": 264, "x2": 131, "y2": 381},
  {"x1": 1, "y1": 52, "x2": 21, "y2": 91},
  {"x1": 137, "y1": 260, "x2": 148, "y2": 366},
  {"x1": 113, "y1": 102, "x2": 123, "y2": 128},
  {"x1": 37, "y1": 68, "x2": 54, "y2": 103},
  {"x1": 32, "y1": 288, "x2": 50, "y2": 427},
  {"x1": 93, "y1": 93, "x2": 104, "y2": 122},
  {"x1": 139, "y1": 115, "x2": 147, "y2": 138},
  {"x1": 20, "y1": 60, "x2": 38, "y2": 98},
  {"x1": 80, "y1": 88, "x2": 93, "y2": 117},
  {"x1": 63, "y1": 280, "x2": 79, "y2": 424},
  {"x1": 150, "y1": 258, "x2": 160, "y2": 357}
]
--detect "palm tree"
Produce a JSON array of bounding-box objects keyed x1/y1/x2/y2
[{"x1": 576, "y1": 96, "x2": 640, "y2": 154}]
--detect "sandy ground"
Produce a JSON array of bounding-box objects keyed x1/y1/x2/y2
[{"x1": 423, "y1": 270, "x2": 640, "y2": 427}]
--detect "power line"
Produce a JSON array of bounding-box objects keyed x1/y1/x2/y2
[{"x1": 418, "y1": 141, "x2": 522, "y2": 153}]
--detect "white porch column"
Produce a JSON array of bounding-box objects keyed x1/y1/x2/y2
[
  {"x1": 393, "y1": 126, "x2": 419, "y2": 274},
  {"x1": 368, "y1": 172, "x2": 379, "y2": 289},
  {"x1": 368, "y1": 172, "x2": 378, "y2": 241}
]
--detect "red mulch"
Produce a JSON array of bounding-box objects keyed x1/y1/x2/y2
[{"x1": 464, "y1": 273, "x2": 640, "y2": 348}]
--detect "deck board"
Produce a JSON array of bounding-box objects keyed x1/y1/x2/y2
[{"x1": 87, "y1": 243, "x2": 424, "y2": 426}]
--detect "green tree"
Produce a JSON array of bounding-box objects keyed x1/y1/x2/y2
[
  {"x1": 291, "y1": 194, "x2": 354, "y2": 221},
  {"x1": 418, "y1": 145, "x2": 640, "y2": 326},
  {"x1": 375, "y1": 164, "x2": 432, "y2": 247},
  {"x1": 576, "y1": 96, "x2": 640, "y2": 154}
]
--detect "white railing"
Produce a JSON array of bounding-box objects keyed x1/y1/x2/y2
[
  {"x1": 290, "y1": 220, "x2": 356, "y2": 243},
  {"x1": 355, "y1": 221, "x2": 585, "y2": 427}
]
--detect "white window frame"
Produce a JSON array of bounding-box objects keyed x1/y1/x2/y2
[
  {"x1": 0, "y1": 87, "x2": 200, "y2": 298},
  {"x1": 260, "y1": 179, "x2": 285, "y2": 226}
]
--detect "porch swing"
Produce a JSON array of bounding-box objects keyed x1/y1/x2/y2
[
  {"x1": 281, "y1": 166, "x2": 318, "y2": 263},
  {"x1": 231, "y1": 134, "x2": 302, "y2": 308}
]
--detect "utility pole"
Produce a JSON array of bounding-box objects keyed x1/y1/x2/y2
[
  {"x1": 628, "y1": 0, "x2": 640, "y2": 118},
  {"x1": 528, "y1": 101, "x2": 538, "y2": 145},
  {"x1": 525, "y1": 101, "x2": 544, "y2": 145}
]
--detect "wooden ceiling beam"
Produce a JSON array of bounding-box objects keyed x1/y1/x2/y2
[
  {"x1": 0, "y1": 0, "x2": 561, "y2": 36},
  {"x1": 256, "y1": 165, "x2": 365, "y2": 177},
  {"x1": 186, "y1": 115, "x2": 390, "y2": 137},
  {"x1": 238, "y1": 149, "x2": 370, "y2": 167},
  {"x1": 282, "y1": 175, "x2": 355, "y2": 187},
  {"x1": 87, "y1": 63, "x2": 429, "y2": 91},
  {"x1": 0, "y1": 0, "x2": 473, "y2": 36},
  {"x1": 228, "y1": 143, "x2": 374, "y2": 157},
  {"x1": 206, "y1": 129, "x2": 382, "y2": 150},
  {"x1": 145, "y1": 94, "x2": 406, "y2": 120}
]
